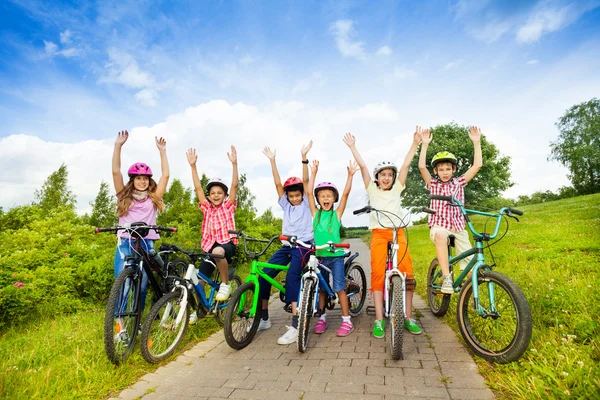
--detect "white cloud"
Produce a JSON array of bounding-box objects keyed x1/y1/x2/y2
[
  {"x1": 376, "y1": 46, "x2": 392, "y2": 56},
  {"x1": 60, "y1": 30, "x2": 72, "y2": 45},
  {"x1": 330, "y1": 20, "x2": 366, "y2": 60},
  {"x1": 240, "y1": 55, "x2": 254, "y2": 64},
  {"x1": 443, "y1": 59, "x2": 463, "y2": 70},
  {"x1": 291, "y1": 72, "x2": 327, "y2": 94},
  {"x1": 392, "y1": 66, "x2": 419, "y2": 80},
  {"x1": 44, "y1": 40, "x2": 58, "y2": 56},
  {"x1": 43, "y1": 38, "x2": 80, "y2": 58},
  {"x1": 526, "y1": 59, "x2": 539, "y2": 65}
]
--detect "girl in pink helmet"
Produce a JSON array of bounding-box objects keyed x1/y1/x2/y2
[
  {"x1": 306, "y1": 158, "x2": 360, "y2": 337},
  {"x1": 112, "y1": 130, "x2": 170, "y2": 314}
]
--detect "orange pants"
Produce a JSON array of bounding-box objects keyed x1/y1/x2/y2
[{"x1": 370, "y1": 228, "x2": 413, "y2": 291}]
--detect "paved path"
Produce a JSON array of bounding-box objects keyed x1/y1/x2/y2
[{"x1": 112, "y1": 239, "x2": 494, "y2": 400}]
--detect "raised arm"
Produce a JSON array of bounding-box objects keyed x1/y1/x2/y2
[
  {"x1": 186, "y1": 148, "x2": 207, "y2": 204},
  {"x1": 343, "y1": 132, "x2": 371, "y2": 189},
  {"x1": 228, "y1": 145, "x2": 239, "y2": 202},
  {"x1": 463, "y1": 126, "x2": 482, "y2": 183},
  {"x1": 306, "y1": 160, "x2": 319, "y2": 216},
  {"x1": 397, "y1": 126, "x2": 422, "y2": 186},
  {"x1": 418, "y1": 129, "x2": 433, "y2": 185},
  {"x1": 301, "y1": 140, "x2": 312, "y2": 190},
  {"x1": 112, "y1": 130, "x2": 128, "y2": 194},
  {"x1": 154, "y1": 136, "x2": 170, "y2": 198},
  {"x1": 336, "y1": 161, "x2": 359, "y2": 220},
  {"x1": 263, "y1": 147, "x2": 284, "y2": 198}
]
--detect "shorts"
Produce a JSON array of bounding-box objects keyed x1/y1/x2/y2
[
  {"x1": 429, "y1": 226, "x2": 473, "y2": 270},
  {"x1": 318, "y1": 256, "x2": 346, "y2": 293},
  {"x1": 370, "y1": 228, "x2": 413, "y2": 292},
  {"x1": 198, "y1": 241, "x2": 236, "y2": 278}
]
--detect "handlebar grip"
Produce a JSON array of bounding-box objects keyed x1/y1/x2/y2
[
  {"x1": 508, "y1": 207, "x2": 524, "y2": 216},
  {"x1": 228, "y1": 230, "x2": 241, "y2": 235},
  {"x1": 95, "y1": 226, "x2": 118, "y2": 233},
  {"x1": 421, "y1": 207, "x2": 437, "y2": 215},
  {"x1": 335, "y1": 243, "x2": 350, "y2": 248},
  {"x1": 429, "y1": 195, "x2": 453, "y2": 202},
  {"x1": 279, "y1": 235, "x2": 297, "y2": 242},
  {"x1": 155, "y1": 226, "x2": 177, "y2": 232},
  {"x1": 353, "y1": 206, "x2": 371, "y2": 215}
]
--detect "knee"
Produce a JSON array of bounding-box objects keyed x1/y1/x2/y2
[{"x1": 433, "y1": 231, "x2": 448, "y2": 244}]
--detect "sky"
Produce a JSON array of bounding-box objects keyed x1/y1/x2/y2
[{"x1": 1, "y1": 0, "x2": 599, "y2": 227}]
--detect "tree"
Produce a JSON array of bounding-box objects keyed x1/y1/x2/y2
[
  {"x1": 157, "y1": 179, "x2": 200, "y2": 227},
  {"x1": 234, "y1": 174, "x2": 258, "y2": 232},
  {"x1": 89, "y1": 181, "x2": 116, "y2": 227},
  {"x1": 403, "y1": 122, "x2": 513, "y2": 209},
  {"x1": 550, "y1": 98, "x2": 600, "y2": 195},
  {"x1": 34, "y1": 164, "x2": 76, "y2": 214}
]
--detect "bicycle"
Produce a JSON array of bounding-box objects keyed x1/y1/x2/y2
[
  {"x1": 95, "y1": 222, "x2": 178, "y2": 365},
  {"x1": 353, "y1": 205, "x2": 411, "y2": 360},
  {"x1": 292, "y1": 238, "x2": 367, "y2": 352},
  {"x1": 139, "y1": 244, "x2": 242, "y2": 363},
  {"x1": 423, "y1": 195, "x2": 533, "y2": 363}
]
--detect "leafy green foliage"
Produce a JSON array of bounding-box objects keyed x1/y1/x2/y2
[
  {"x1": 88, "y1": 181, "x2": 117, "y2": 227},
  {"x1": 34, "y1": 163, "x2": 76, "y2": 215}
]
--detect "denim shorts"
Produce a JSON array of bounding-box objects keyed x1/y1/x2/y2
[{"x1": 319, "y1": 256, "x2": 345, "y2": 293}]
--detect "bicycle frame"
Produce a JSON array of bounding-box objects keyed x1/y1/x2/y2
[
  {"x1": 297, "y1": 254, "x2": 337, "y2": 312},
  {"x1": 383, "y1": 229, "x2": 407, "y2": 319}
]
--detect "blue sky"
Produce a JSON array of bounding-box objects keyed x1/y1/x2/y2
[{"x1": 1, "y1": 0, "x2": 599, "y2": 225}]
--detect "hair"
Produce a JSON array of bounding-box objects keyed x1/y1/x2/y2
[
  {"x1": 433, "y1": 161, "x2": 457, "y2": 173},
  {"x1": 116, "y1": 177, "x2": 165, "y2": 216}
]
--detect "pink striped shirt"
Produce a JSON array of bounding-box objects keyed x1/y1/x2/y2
[
  {"x1": 427, "y1": 175, "x2": 467, "y2": 231},
  {"x1": 199, "y1": 199, "x2": 238, "y2": 252}
]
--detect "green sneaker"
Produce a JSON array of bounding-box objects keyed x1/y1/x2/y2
[
  {"x1": 404, "y1": 318, "x2": 422, "y2": 335},
  {"x1": 373, "y1": 319, "x2": 385, "y2": 339}
]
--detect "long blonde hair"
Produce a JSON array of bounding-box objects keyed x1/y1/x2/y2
[{"x1": 116, "y1": 178, "x2": 165, "y2": 216}]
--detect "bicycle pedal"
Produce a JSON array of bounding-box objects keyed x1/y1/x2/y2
[{"x1": 366, "y1": 305, "x2": 376, "y2": 316}]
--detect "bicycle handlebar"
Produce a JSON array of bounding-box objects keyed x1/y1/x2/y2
[
  {"x1": 159, "y1": 243, "x2": 225, "y2": 259},
  {"x1": 279, "y1": 235, "x2": 350, "y2": 251},
  {"x1": 228, "y1": 230, "x2": 280, "y2": 258},
  {"x1": 353, "y1": 206, "x2": 372, "y2": 215},
  {"x1": 95, "y1": 224, "x2": 177, "y2": 234}
]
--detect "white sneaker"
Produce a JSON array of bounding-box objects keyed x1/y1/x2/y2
[
  {"x1": 441, "y1": 275, "x2": 454, "y2": 294},
  {"x1": 215, "y1": 283, "x2": 231, "y2": 301},
  {"x1": 189, "y1": 311, "x2": 198, "y2": 325},
  {"x1": 257, "y1": 318, "x2": 272, "y2": 331},
  {"x1": 277, "y1": 326, "x2": 298, "y2": 345}
]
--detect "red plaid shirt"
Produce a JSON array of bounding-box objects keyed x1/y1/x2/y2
[
  {"x1": 427, "y1": 175, "x2": 467, "y2": 231},
  {"x1": 199, "y1": 199, "x2": 238, "y2": 252}
]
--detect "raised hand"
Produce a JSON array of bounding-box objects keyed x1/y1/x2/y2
[
  {"x1": 347, "y1": 160, "x2": 360, "y2": 175},
  {"x1": 301, "y1": 140, "x2": 313, "y2": 158},
  {"x1": 227, "y1": 145, "x2": 237, "y2": 164},
  {"x1": 413, "y1": 126, "x2": 423, "y2": 144},
  {"x1": 186, "y1": 148, "x2": 198, "y2": 166},
  {"x1": 343, "y1": 132, "x2": 356, "y2": 147},
  {"x1": 469, "y1": 126, "x2": 482, "y2": 143},
  {"x1": 155, "y1": 136, "x2": 167, "y2": 151},
  {"x1": 115, "y1": 130, "x2": 129, "y2": 146},
  {"x1": 422, "y1": 129, "x2": 433, "y2": 145},
  {"x1": 263, "y1": 147, "x2": 276, "y2": 160},
  {"x1": 311, "y1": 160, "x2": 319, "y2": 172}
]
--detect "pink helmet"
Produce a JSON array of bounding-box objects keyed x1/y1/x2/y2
[
  {"x1": 283, "y1": 176, "x2": 303, "y2": 192},
  {"x1": 128, "y1": 162, "x2": 153, "y2": 178},
  {"x1": 206, "y1": 177, "x2": 229, "y2": 195},
  {"x1": 314, "y1": 181, "x2": 339, "y2": 203}
]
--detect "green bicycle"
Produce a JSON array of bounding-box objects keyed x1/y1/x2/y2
[{"x1": 424, "y1": 195, "x2": 533, "y2": 363}]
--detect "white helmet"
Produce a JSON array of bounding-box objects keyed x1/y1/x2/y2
[{"x1": 373, "y1": 161, "x2": 398, "y2": 181}]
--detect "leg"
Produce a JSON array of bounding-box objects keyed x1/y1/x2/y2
[{"x1": 212, "y1": 246, "x2": 229, "y2": 284}]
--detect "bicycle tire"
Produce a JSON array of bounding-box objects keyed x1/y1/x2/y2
[
  {"x1": 457, "y1": 270, "x2": 532, "y2": 363},
  {"x1": 390, "y1": 275, "x2": 405, "y2": 360},
  {"x1": 427, "y1": 258, "x2": 451, "y2": 317},
  {"x1": 297, "y1": 278, "x2": 316, "y2": 353},
  {"x1": 223, "y1": 282, "x2": 261, "y2": 350},
  {"x1": 140, "y1": 287, "x2": 189, "y2": 364},
  {"x1": 346, "y1": 263, "x2": 367, "y2": 316},
  {"x1": 214, "y1": 274, "x2": 243, "y2": 326},
  {"x1": 104, "y1": 268, "x2": 140, "y2": 365}
]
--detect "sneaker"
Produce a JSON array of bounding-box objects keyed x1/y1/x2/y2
[
  {"x1": 441, "y1": 275, "x2": 454, "y2": 294},
  {"x1": 404, "y1": 318, "x2": 422, "y2": 335},
  {"x1": 277, "y1": 326, "x2": 298, "y2": 345},
  {"x1": 215, "y1": 283, "x2": 231, "y2": 301},
  {"x1": 336, "y1": 321, "x2": 354, "y2": 337},
  {"x1": 114, "y1": 331, "x2": 129, "y2": 345},
  {"x1": 373, "y1": 320, "x2": 385, "y2": 339},
  {"x1": 314, "y1": 319, "x2": 327, "y2": 334},
  {"x1": 257, "y1": 318, "x2": 272, "y2": 331},
  {"x1": 188, "y1": 311, "x2": 198, "y2": 325}
]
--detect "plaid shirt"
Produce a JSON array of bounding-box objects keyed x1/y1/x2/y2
[
  {"x1": 199, "y1": 199, "x2": 238, "y2": 252},
  {"x1": 427, "y1": 175, "x2": 467, "y2": 231}
]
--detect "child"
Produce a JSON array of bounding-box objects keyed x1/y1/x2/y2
[
  {"x1": 344, "y1": 129, "x2": 422, "y2": 338},
  {"x1": 112, "y1": 130, "x2": 170, "y2": 337},
  {"x1": 186, "y1": 146, "x2": 239, "y2": 304},
  {"x1": 306, "y1": 159, "x2": 359, "y2": 337},
  {"x1": 418, "y1": 126, "x2": 482, "y2": 294},
  {"x1": 257, "y1": 142, "x2": 314, "y2": 345}
]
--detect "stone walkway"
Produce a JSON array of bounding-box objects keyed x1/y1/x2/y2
[{"x1": 112, "y1": 239, "x2": 494, "y2": 400}]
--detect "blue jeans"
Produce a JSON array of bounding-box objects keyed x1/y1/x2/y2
[
  {"x1": 114, "y1": 237, "x2": 155, "y2": 311},
  {"x1": 258, "y1": 245, "x2": 312, "y2": 303},
  {"x1": 319, "y1": 256, "x2": 345, "y2": 293}
]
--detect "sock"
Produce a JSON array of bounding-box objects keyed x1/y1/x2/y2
[
  {"x1": 342, "y1": 315, "x2": 351, "y2": 324},
  {"x1": 291, "y1": 315, "x2": 299, "y2": 329},
  {"x1": 320, "y1": 314, "x2": 327, "y2": 322},
  {"x1": 261, "y1": 308, "x2": 269, "y2": 321}
]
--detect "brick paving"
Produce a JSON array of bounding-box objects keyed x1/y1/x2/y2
[{"x1": 112, "y1": 239, "x2": 494, "y2": 400}]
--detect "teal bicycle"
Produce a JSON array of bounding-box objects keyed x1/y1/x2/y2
[{"x1": 423, "y1": 195, "x2": 532, "y2": 363}]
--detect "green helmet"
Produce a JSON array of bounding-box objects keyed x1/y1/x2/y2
[{"x1": 431, "y1": 151, "x2": 457, "y2": 168}]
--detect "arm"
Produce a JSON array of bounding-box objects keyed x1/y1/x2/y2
[
  {"x1": 463, "y1": 126, "x2": 482, "y2": 183},
  {"x1": 112, "y1": 130, "x2": 128, "y2": 194},
  {"x1": 336, "y1": 161, "x2": 359, "y2": 220},
  {"x1": 228, "y1": 145, "x2": 239, "y2": 202},
  {"x1": 154, "y1": 136, "x2": 170, "y2": 198},
  {"x1": 343, "y1": 132, "x2": 371, "y2": 189},
  {"x1": 301, "y1": 140, "x2": 312, "y2": 190},
  {"x1": 306, "y1": 160, "x2": 319, "y2": 216},
  {"x1": 263, "y1": 147, "x2": 284, "y2": 198},
  {"x1": 186, "y1": 148, "x2": 207, "y2": 204},
  {"x1": 397, "y1": 126, "x2": 422, "y2": 186},
  {"x1": 418, "y1": 129, "x2": 433, "y2": 185}
]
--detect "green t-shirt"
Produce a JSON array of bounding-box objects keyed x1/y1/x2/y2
[{"x1": 313, "y1": 209, "x2": 344, "y2": 257}]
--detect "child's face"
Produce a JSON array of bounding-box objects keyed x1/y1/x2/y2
[
  {"x1": 434, "y1": 163, "x2": 456, "y2": 182},
  {"x1": 208, "y1": 186, "x2": 226, "y2": 206},
  {"x1": 317, "y1": 189, "x2": 335, "y2": 211},
  {"x1": 286, "y1": 190, "x2": 303, "y2": 206},
  {"x1": 376, "y1": 168, "x2": 395, "y2": 190},
  {"x1": 133, "y1": 175, "x2": 150, "y2": 191}
]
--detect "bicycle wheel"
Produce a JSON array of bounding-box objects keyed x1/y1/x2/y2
[
  {"x1": 457, "y1": 270, "x2": 532, "y2": 363},
  {"x1": 346, "y1": 263, "x2": 367, "y2": 316},
  {"x1": 140, "y1": 287, "x2": 189, "y2": 364},
  {"x1": 223, "y1": 282, "x2": 261, "y2": 350},
  {"x1": 390, "y1": 275, "x2": 405, "y2": 360},
  {"x1": 214, "y1": 274, "x2": 242, "y2": 326},
  {"x1": 297, "y1": 278, "x2": 316, "y2": 353},
  {"x1": 104, "y1": 268, "x2": 140, "y2": 365},
  {"x1": 427, "y1": 258, "x2": 451, "y2": 317}
]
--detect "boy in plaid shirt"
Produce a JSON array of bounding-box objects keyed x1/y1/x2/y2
[{"x1": 418, "y1": 126, "x2": 482, "y2": 294}]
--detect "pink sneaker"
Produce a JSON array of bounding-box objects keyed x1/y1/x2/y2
[
  {"x1": 314, "y1": 319, "x2": 327, "y2": 334},
  {"x1": 336, "y1": 321, "x2": 354, "y2": 337}
]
